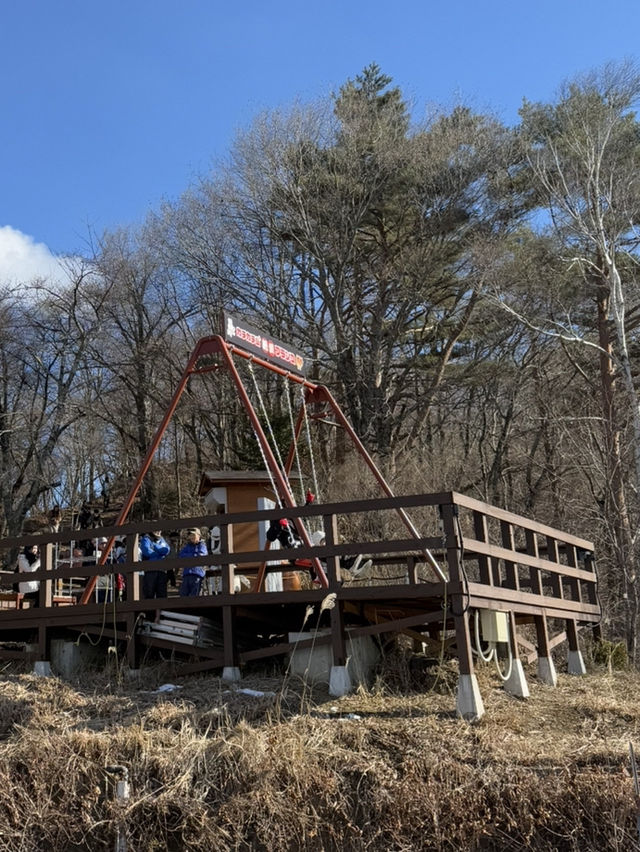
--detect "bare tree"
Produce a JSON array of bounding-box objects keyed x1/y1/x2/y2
[{"x1": 520, "y1": 61, "x2": 640, "y2": 655}]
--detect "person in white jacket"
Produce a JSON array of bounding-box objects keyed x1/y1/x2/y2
[{"x1": 17, "y1": 544, "x2": 40, "y2": 607}]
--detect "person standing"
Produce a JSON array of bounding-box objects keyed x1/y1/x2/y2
[
  {"x1": 17, "y1": 544, "x2": 40, "y2": 607},
  {"x1": 179, "y1": 528, "x2": 208, "y2": 596},
  {"x1": 140, "y1": 530, "x2": 171, "y2": 599}
]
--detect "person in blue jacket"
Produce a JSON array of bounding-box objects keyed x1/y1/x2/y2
[
  {"x1": 179, "y1": 527, "x2": 208, "y2": 596},
  {"x1": 140, "y1": 530, "x2": 171, "y2": 599}
]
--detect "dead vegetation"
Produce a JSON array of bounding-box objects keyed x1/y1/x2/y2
[{"x1": 0, "y1": 650, "x2": 638, "y2": 851}]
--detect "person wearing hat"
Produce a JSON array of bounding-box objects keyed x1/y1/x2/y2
[
  {"x1": 179, "y1": 528, "x2": 208, "y2": 596},
  {"x1": 140, "y1": 530, "x2": 171, "y2": 599}
]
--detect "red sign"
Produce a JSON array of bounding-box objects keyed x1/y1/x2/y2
[{"x1": 223, "y1": 313, "x2": 306, "y2": 375}]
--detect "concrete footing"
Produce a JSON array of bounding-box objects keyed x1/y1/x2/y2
[
  {"x1": 33, "y1": 660, "x2": 52, "y2": 677},
  {"x1": 503, "y1": 658, "x2": 530, "y2": 698},
  {"x1": 287, "y1": 629, "x2": 380, "y2": 694},
  {"x1": 329, "y1": 665, "x2": 352, "y2": 697},
  {"x1": 222, "y1": 666, "x2": 242, "y2": 682},
  {"x1": 50, "y1": 639, "x2": 103, "y2": 678},
  {"x1": 456, "y1": 674, "x2": 485, "y2": 722},
  {"x1": 537, "y1": 655, "x2": 557, "y2": 686},
  {"x1": 567, "y1": 649, "x2": 586, "y2": 675}
]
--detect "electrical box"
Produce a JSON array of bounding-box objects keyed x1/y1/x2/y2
[{"x1": 480, "y1": 609, "x2": 509, "y2": 643}]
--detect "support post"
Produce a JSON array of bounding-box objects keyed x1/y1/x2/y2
[
  {"x1": 323, "y1": 513, "x2": 341, "y2": 587},
  {"x1": 504, "y1": 610, "x2": 529, "y2": 698},
  {"x1": 125, "y1": 535, "x2": 140, "y2": 603},
  {"x1": 441, "y1": 503, "x2": 484, "y2": 721},
  {"x1": 221, "y1": 524, "x2": 240, "y2": 681},
  {"x1": 39, "y1": 542, "x2": 53, "y2": 609},
  {"x1": 33, "y1": 625, "x2": 52, "y2": 675},
  {"x1": 566, "y1": 619, "x2": 586, "y2": 675},
  {"x1": 535, "y1": 613, "x2": 557, "y2": 686}
]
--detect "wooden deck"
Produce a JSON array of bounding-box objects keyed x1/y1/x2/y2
[{"x1": 0, "y1": 492, "x2": 600, "y2": 711}]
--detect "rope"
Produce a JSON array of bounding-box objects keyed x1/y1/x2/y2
[
  {"x1": 247, "y1": 361, "x2": 295, "y2": 504},
  {"x1": 301, "y1": 386, "x2": 320, "y2": 502},
  {"x1": 284, "y1": 376, "x2": 306, "y2": 505}
]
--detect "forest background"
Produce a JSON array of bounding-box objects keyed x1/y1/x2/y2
[{"x1": 3, "y1": 61, "x2": 640, "y2": 659}]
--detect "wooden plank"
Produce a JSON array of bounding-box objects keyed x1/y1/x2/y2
[
  {"x1": 466, "y1": 593, "x2": 599, "y2": 620},
  {"x1": 546, "y1": 536, "x2": 563, "y2": 598},
  {"x1": 565, "y1": 545, "x2": 582, "y2": 602},
  {"x1": 473, "y1": 511, "x2": 493, "y2": 585},
  {"x1": 0, "y1": 492, "x2": 456, "y2": 551},
  {"x1": 466, "y1": 582, "x2": 600, "y2": 615},
  {"x1": 451, "y1": 492, "x2": 594, "y2": 550},
  {"x1": 549, "y1": 630, "x2": 567, "y2": 650},
  {"x1": 501, "y1": 521, "x2": 520, "y2": 591},
  {"x1": 526, "y1": 529, "x2": 543, "y2": 596},
  {"x1": 158, "y1": 610, "x2": 204, "y2": 624},
  {"x1": 137, "y1": 634, "x2": 223, "y2": 658},
  {"x1": 461, "y1": 538, "x2": 597, "y2": 582},
  {"x1": 535, "y1": 613, "x2": 551, "y2": 659}
]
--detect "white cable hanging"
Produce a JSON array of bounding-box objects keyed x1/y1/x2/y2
[
  {"x1": 473, "y1": 609, "x2": 514, "y2": 682},
  {"x1": 301, "y1": 385, "x2": 320, "y2": 503},
  {"x1": 284, "y1": 376, "x2": 306, "y2": 506},
  {"x1": 473, "y1": 609, "x2": 495, "y2": 663}
]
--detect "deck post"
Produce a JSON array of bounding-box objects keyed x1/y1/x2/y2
[
  {"x1": 323, "y1": 513, "x2": 352, "y2": 696},
  {"x1": 566, "y1": 619, "x2": 586, "y2": 675},
  {"x1": 442, "y1": 502, "x2": 484, "y2": 721},
  {"x1": 39, "y1": 542, "x2": 53, "y2": 609},
  {"x1": 125, "y1": 535, "x2": 140, "y2": 602},
  {"x1": 328, "y1": 610, "x2": 352, "y2": 696},
  {"x1": 504, "y1": 610, "x2": 529, "y2": 698},
  {"x1": 220, "y1": 524, "x2": 241, "y2": 682},
  {"x1": 32, "y1": 624, "x2": 52, "y2": 676},
  {"x1": 535, "y1": 613, "x2": 557, "y2": 686}
]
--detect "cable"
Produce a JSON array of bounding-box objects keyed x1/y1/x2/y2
[
  {"x1": 494, "y1": 639, "x2": 513, "y2": 682},
  {"x1": 473, "y1": 609, "x2": 495, "y2": 663}
]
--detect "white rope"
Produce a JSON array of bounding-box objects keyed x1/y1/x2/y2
[
  {"x1": 284, "y1": 376, "x2": 306, "y2": 505},
  {"x1": 301, "y1": 386, "x2": 320, "y2": 502},
  {"x1": 247, "y1": 361, "x2": 295, "y2": 504}
]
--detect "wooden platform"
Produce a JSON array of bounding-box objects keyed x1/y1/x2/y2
[{"x1": 0, "y1": 492, "x2": 601, "y2": 707}]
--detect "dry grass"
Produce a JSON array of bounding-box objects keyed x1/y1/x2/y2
[{"x1": 0, "y1": 653, "x2": 638, "y2": 851}]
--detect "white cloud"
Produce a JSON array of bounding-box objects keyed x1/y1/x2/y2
[{"x1": 0, "y1": 226, "x2": 68, "y2": 288}]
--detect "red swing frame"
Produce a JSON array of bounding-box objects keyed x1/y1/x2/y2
[{"x1": 79, "y1": 332, "x2": 445, "y2": 604}]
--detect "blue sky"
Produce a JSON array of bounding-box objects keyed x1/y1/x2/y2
[{"x1": 1, "y1": 0, "x2": 639, "y2": 280}]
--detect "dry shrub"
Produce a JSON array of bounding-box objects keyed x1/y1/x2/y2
[{"x1": 0, "y1": 665, "x2": 638, "y2": 849}]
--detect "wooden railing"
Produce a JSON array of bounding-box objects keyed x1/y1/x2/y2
[{"x1": 0, "y1": 492, "x2": 599, "y2": 624}]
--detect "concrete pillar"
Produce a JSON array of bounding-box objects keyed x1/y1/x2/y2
[
  {"x1": 329, "y1": 665, "x2": 352, "y2": 697},
  {"x1": 222, "y1": 666, "x2": 241, "y2": 682},
  {"x1": 456, "y1": 674, "x2": 485, "y2": 722},
  {"x1": 537, "y1": 656, "x2": 557, "y2": 686},
  {"x1": 567, "y1": 649, "x2": 586, "y2": 675},
  {"x1": 503, "y1": 658, "x2": 530, "y2": 698}
]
